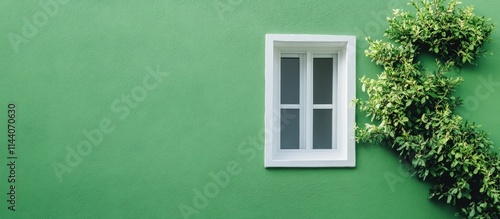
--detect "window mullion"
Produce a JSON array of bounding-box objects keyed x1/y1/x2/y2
[
  {"x1": 299, "y1": 53, "x2": 307, "y2": 150},
  {"x1": 332, "y1": 53, "x2": 338, "y2": 149},
  {"x1": 306, "y1": 51, "x2": 313, "y2": 150}
]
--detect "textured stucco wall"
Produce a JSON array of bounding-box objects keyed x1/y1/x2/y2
[{"x1": 1, "y1": 0, "x2": 499, "y2": 218}]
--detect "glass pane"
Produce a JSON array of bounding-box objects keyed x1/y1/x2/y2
[
  {"x1": 313, "y1": 58, "x2": 333, "y2": 104},
  {"x1": 280, "y1": 109, "x2": 300, "y2": 149},
  {"x1": 281, "y1": 58, "x2": 300, "y2": 104},
  {"x1": 313, "y1": 109, "x2": 332, "y2": 149}
]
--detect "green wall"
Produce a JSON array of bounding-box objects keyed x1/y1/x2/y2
[{"x1": 1, "y1": 0, "x2": 499, "y2": 218}]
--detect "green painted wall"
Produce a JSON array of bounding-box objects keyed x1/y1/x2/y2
[{"x1": 1, "y1": 0, "x2": 499, "y2": 218}]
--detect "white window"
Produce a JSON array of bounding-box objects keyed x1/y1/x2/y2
[{"x1": 264, "y1": 34, "x2": 356, "y2": 167}]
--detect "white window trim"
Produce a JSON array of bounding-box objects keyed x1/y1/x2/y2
[{"x1": 264, "y1": 34, "x2": 356, "y2": 167}]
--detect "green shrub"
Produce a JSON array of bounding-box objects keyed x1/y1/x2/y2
[
  {"x1": 357, "y1": 0, "x2": 499, "y2": 218},
  {"x1": 385, "y1": 0, "x2": 494, "y2": 66}
]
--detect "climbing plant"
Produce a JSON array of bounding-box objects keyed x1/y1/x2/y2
[{"x1": 356, "y1": 0, "x2": 499, "y2": 218}]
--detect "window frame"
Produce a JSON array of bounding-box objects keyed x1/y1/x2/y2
[{"x1": 264, "y1": 34, "x2": 356, "y2": 168}]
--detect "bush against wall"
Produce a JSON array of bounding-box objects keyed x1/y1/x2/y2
[{"x1": 356, "y1": 0, "x2": 499, "y2": 218}]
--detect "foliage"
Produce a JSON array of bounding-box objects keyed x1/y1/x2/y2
[
  {"x1": 385, "y1": 0, "x2": 494, "y2": 66},
  {"x1": 356, "y1": 0, "x2": 499, "y2": 218}
]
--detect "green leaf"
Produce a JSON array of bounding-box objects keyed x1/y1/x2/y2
[
  {"x1": 464, "y1": 193, "x2": 471, "y2": 200},
  {"x1": 469, "y1": 208, "x2": 475, "y2": 218},
  {"x1": 412, "y1": 158, "x2": 419, "y2": 167},
  {"x1": 473, "y1": 167, "x2": 479, "y2": 174},
  {"x1": 421, "y1": 114, "x2": 427, "y2": 122},
  {"x1": 405, "y1": 100, "x2": 412, "y2": 107}
]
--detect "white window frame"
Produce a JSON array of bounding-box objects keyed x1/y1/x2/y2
[{"x1": 264, "y1": 34, "x2": 356, "y2": 167}]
